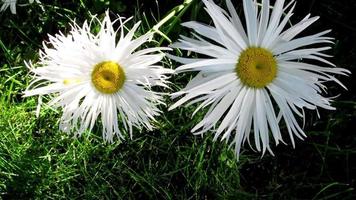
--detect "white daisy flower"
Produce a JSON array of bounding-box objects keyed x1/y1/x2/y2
[
  {"x1": 169, "y1": 0, "x2": 350, "y2": 159},
  {"x1": 1, "y1": 0, "x2": 39, "y2": 14},
  {"x1": 24, "y1": 11, "x2": 172, "y2": 142}
]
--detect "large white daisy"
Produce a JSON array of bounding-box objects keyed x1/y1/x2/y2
[
  {"x1": 169, "y1": 0, "x2": 350, "y2": 158},
  {"x1": 24, "y1": 11, "x2": 172, "y2": 142},
  {"x1": 1, "y1": 0, "x2": 39, "y2": 14}
]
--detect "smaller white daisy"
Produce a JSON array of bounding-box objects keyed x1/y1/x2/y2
[
  {"x1": 24, "y1": 11, "x2": 172, "y2": 142},
  {"x1": 1, "y1": 0, "x2": 40, "y2": 14}
]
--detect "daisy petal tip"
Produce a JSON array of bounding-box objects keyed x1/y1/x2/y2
[{"x1": 168, "y1": 105, "x2": 177, "y2": 111}]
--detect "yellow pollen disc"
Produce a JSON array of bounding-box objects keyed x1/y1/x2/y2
[
  {"x1": 91, "y1": 61, "x2": 126, "y2": 94},
  {"x1": 236, "y1": 47, "x2": 277, "y2": 88}
]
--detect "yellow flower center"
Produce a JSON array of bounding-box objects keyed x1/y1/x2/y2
[
  {"x1": 236, "y1": 47, "x2": 277, "y2": 88},
  {"x1": 91, "y1": 61, "x2": 126, "y2": 94}
]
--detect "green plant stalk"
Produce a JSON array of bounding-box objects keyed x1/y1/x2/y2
[{"x1": 150, "y1": 0, "x2": 195, "y2": 44}]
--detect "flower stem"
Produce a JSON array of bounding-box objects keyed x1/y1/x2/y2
[{"x1": 151, "y1": 0, "x2": 195, "y2": 45}]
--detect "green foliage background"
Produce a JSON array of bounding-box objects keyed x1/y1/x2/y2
[{"x1": 0, "y1": 0, "x2": 355, "y2": 199}]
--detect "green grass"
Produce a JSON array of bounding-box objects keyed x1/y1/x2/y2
[
  {"x1": 1, "y1": 0, "x2": 356, "y2": 199},
  {"x1": 0, "y1": 99, "x2": 247, "y2": 199}
]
